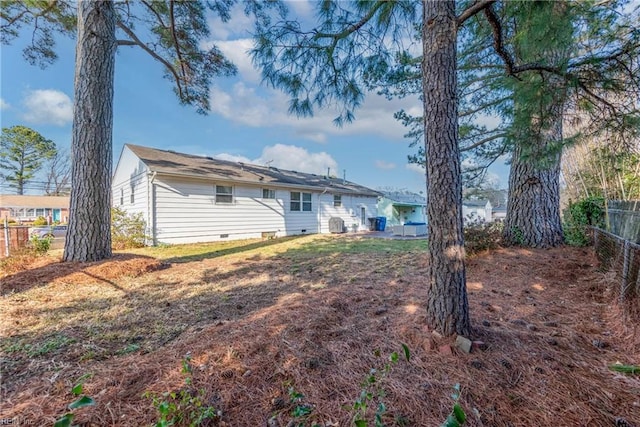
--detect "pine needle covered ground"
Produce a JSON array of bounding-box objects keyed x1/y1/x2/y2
[{"x1": 1, "y1": 234, "x2": 638, "y2": 426}]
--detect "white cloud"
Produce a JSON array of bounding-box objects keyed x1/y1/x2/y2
[
  {"x1": 206, "y1": 4, "x2": 255, "y2": 40},
  {"x1": 0, "y1": 98, "x2": 10, "y2": 110},
  {"x1": 406, "y1": 163, "x2": 425, "y2": 174},
  {"x1": 375, "y1": 160, "x2": 396, "y2": 170},
  {"x1": 22, "y1": 89, "x2": 73, "y2": 126},
  {"x1": 214, "y1": 143, "x2": 338, "y2": 176},
  {"x1": 259, "y1": 144, "x2": 337, "y2": 175},
  {"x1": 209, "y1": 82, "x2": 418, "y2": 143},
  {"x1": 210, "y1": 39, "x2": 261, "y2": 83},
  {"x1": 214, "y1": 153, "x2": 253, "y2": 163}
]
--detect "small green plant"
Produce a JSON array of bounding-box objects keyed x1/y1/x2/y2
[
  {"x1": 509, "y1": 226, "x2": 525, "y2": 246},
  {"x1": 350, "y1": 344, "x2": 411, "y2": 427},
  {"x1": 145, "y1": 354, "x2": 218, "y2": 427},
  {"x1": 608, "y1": 363, "x2": 640, "y2": 375},
  {"x1": 54, "y1": 374, "x2": 95, "y2": 427},
  {"x1": 285, "y1": 384, "x2": 316, "y2": 426},
  {"x1": 30, "y1": 233, "x2": 53, "y2": 254},
  {"x1": 440, "y1": 384, "x2": 466, "y2": 427},
  {"x1": 111, "y1": 206, "x2": 147, "y2": 249}
]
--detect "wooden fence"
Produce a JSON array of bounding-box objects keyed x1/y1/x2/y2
[
  {"x1": 0, "y1": 226, "x2": 30, "y2": 258},
  {"x1": 608, "y1": 200, "x2": 640, "y2": 244}
]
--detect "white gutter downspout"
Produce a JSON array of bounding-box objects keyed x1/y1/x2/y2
[
  {"x1": 149, "y1": 171, "x2": 157, "y2": 245},
  {"x1": 318, "y1": 187, "x2": 329, "y2": 234}
]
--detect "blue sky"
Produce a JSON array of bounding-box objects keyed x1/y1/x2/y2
[{"x1": 0, "y1": 1, "x2": 509, "y2": 195}]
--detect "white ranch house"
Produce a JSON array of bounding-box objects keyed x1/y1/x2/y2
[
  {"x1": 112, "y1": 144, "x2": 381, "y2": 245},
  {"x1": 462, "y1": 199, "x2": 493, "y2": 224}
]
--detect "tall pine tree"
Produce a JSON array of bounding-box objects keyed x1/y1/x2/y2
[{"x1": 1, "y1": 1, "x2": 276, "y2": 261}]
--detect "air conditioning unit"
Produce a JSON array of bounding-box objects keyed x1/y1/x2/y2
[{"x1": 328, "y1": 217, "x2": 345, "y2": 233}]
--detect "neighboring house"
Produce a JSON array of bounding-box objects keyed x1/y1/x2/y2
[
  {"x1": 492, "y1": 206, "x2": 507, "y2": 222},
  {"x1": 462, "y1": 199, "x2": 493, "y2": 224},
  {"x1": 377, "y1": 190, "x2": 427, "y2": 228},
  {"x1": 0, "y1": 194, "x2": 70, "y2": 224},
  {"x1": 112, "y1": 144, "x2": 381, "y2": 245}
]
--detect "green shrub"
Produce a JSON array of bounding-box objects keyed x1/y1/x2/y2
[
  {"x1": 32, "y1": 216, "x2": 48, "y2": 226},
  {"x1": 563, "y1": 196, "x2": 605, "y2": 246},
  {"x1": 30, "y1": 234, "x2": 53, "y2": 254},
  {"x1": 111, "y1": 207, "x2": 147, "y2": 250},
  {"x1": 464, "y1": 221, "x2": 503, "y2": 255}
]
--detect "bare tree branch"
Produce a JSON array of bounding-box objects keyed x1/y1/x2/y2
[
  {"x1": 115, "y1": 20, "x2": 185, "y2": 100},
  {"x1": 457, "y1": 0, "x2": 496, "y2": 27}
]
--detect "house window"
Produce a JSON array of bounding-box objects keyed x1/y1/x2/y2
[
  {"x1": 120, "y1": 188, "x2": 124, "y2": 206},
  {"x1": 291, "y1": 192, "x2": 301, "y2": 211},
  {"x1": 262, "y1": 189, "x2": 276, "y2": 199},
  {"x1": 130, "y1": 183, "x2": 135, "y2": 204},
  {"x1": 302, "y1": 193, "x2": 312, "y2": 211},
  {"x1": 35, "y1": 208, "x2": 45, "y2": 217},
  {"x1": 333, "y1": 195, "x2": 342, "y2": 207},
  {"x1": 216, "y1": 185, "x2": 233, "y2": 204},
  {"x1": 290, "y1": 192, "x2": 312, "y2": 211}
]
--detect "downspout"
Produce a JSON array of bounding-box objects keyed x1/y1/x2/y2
[
  {"x1": 149, "y1": 171, "x2": 157, "y2": 245},
  {"x1": 318, "y1": 187, "x2": 329, "y2": 234}
]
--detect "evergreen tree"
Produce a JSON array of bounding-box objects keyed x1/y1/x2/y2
[
  {"x1": 381, "y1": 0, "x2": 640, "y2": 247},
  {"x1": 0, "y1": 125, "x2": 56, "y2": 195},
  {"x1": 252, "y1": 0, "x2": 501, "y2": 336},
  {"x1": 1, "y1": 1, "x2": 276, "y2": 261}
]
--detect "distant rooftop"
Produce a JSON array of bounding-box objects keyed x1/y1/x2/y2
[
  {"x1": 463, "y1": 199, "x2": 490, "y2": 207},
  {"x1": 381, "y1": 190, "x2": 427, "y2": 206},
  {"x1": 0, "y1": 194, "x2": 69, "y2": 208}
]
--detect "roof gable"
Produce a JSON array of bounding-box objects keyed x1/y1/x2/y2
[{"x1": 125, "y1": 144, "x2": 381, "y2": 197}]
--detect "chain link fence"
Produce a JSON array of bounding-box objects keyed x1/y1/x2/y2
[{"x1": 592, "y1": 226, "x2": 640, "y2": 317}]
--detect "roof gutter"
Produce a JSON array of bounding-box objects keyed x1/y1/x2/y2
[{"x1": 150, "y1": 170, "x2": 380, "y2": 198}]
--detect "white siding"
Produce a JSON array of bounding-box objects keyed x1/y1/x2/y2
[
  {"x1": 112, "y1": 147, "x2": 150, "y2": 234},
  {"x1": 112, "y1": 148, "x2": 380, "y2": 245},
  {"x1": 318, "y1": 194, "x2": 378, "y2": 233},
  {"x1": 153, "y1": 178, "x2": 328, "y2": 244},
  {"x1": 152, "y1": 177, "x2": 380, "y2": 244}
]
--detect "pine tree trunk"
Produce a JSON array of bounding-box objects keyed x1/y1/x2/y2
[
  {"x1": 63, "y1": 1, "x2": 116, "y2": 262},
  {"x1": 423, "y1": 0, "x2": 471, "y2": 337},
  {"x1": 503, "y1": 97, "x2": 564, "y2": 248}
]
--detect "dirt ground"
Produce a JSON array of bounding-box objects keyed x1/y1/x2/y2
[{"x1": 1, "y1": 235, "x2": 639, "y2": 426}]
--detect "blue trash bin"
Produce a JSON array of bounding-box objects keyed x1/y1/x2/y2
[{"x1": 376, "y1": 216, "x2": 387, "y2": 231}]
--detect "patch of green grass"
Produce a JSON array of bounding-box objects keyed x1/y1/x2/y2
[
  {"x1": 284, "y1": 236, "x2": 428, "y2": 257},
  {"x1": 121, "y1": 234, "x2": 427, "y2": 264},
  {"x1": 123, "y1": 235, "x2": 310, "y2": 263},
  {"x1": 3, "y1": 334, "x2": 75, "y2": 357},
  {"x1": 117, "y1": 343, "x2": 140, "y2": 355}
]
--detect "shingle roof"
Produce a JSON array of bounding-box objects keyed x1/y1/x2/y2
[
  {"x1": 463, "y1": 199, "x2": 490, "y2": 207},
  {"x1": 0, "y1": 195, "x2": 70, "y2": 208},
  {"x1": 381, "y1": 191, "x2": 426, "y2": 206},
  {"x1": 126, "y1": 144, "x2": 381, "y2": 197}
]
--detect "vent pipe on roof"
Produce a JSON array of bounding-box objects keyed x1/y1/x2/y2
[
  {"x1": 343, "y1": 169, "x2": 346, "y2": 184},
  {"x1": 327, "y1": 167, "x2": 330, "y2": 179}
]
